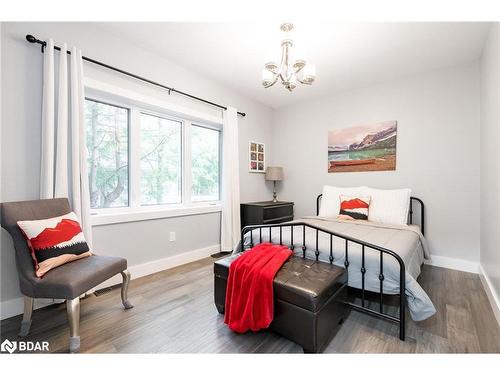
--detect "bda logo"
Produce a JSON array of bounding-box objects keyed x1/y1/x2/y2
[{"x1": 1, "y1": 339, "x2": 17, "y2": 354}]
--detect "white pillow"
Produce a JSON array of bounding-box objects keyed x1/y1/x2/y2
[
  {"x1": 365, "y1": 187, "x2": 411, "y2": 226},
  {"x1": 318, "y1": 185, "x2": 365, "y2": 217}
]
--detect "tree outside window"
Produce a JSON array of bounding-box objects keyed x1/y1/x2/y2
[{"x1": 85, "y1": 99, "x2": 129, "y2": 209}]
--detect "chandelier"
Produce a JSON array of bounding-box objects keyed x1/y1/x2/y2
[{"x1": 262, "y1": 23, "x2": 316, "y2": 92}]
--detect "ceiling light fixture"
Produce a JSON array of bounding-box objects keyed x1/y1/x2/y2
[{"x1": 262, "y1": 23, "x2": 316, "y2": 92}]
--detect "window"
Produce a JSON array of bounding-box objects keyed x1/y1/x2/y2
[
  {"x1": 84, "y1": 97, "x2": 221, "y2": 215},
  {"x1": 140, "y1": 113, "x2": 182, "y2": 205},
  {"x1": 191, "y1": 125, "x2": 220, "y2": 202},
  {"x1": 85, "y1": 99, "x2": 129, "y2": 209}
]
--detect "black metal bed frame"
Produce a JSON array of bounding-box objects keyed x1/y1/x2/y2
[{"x1": 241, "y1": 195, "x2": 425, "y2": 341}]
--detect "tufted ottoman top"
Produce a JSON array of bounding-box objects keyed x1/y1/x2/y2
[{"x1": 214, "y1": 254, "x2": 347, "y2": 313}]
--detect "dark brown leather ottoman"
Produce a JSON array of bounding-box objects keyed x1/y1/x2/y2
[{"x1": 214, "y1": 254, "x2": 350, "y2": 353}]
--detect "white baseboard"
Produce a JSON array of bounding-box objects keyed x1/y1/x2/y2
[
  {"x1": 96, "y1": 244, "x2": 219, "y2": 289},
  {"x1": 0, "y1": 245, "x2": 219, "y2": 320},
  {"x1": 478, "y1": 263, "x2": 500, "y2": 327},
  {"x1": 424, "y1": 255, "x2": 479, "y2": 273}
]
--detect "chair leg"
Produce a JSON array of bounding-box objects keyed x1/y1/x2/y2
[
  {"x1": 66, "y1": 297, "x2": 80, "y2": 353},
  {"x1": 120, "y1": 270, "x2": 133, "y2": 309},
  {"x1": 18, "y1": 296, "x2": 33, "y2": 337}
]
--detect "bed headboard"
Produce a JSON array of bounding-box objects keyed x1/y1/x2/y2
[{"x1": 315, "y1": 194, "x2": 425, "y2": 236}]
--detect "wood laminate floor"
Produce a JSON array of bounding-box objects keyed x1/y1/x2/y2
[{"x1": 1, "y1": 257, "x2": 499, "y2": 353}]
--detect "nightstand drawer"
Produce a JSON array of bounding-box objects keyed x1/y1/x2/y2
[
  {"x1": 263, "y1": 215, "x2": 293, "y2": 224},
  {"x1": 263, "y1": 204, "x2": 294, "y2": 221},
  {"x1": 241, "y1": 201, "x2": 294, "y2": 228}
]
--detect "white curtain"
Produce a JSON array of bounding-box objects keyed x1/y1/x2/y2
[
  {"x1": 40, "y1": 39, "x2": 93, "y2": 248},
  {"x1": 220, "y1": 107, "x2": 241, "y2": 252}
]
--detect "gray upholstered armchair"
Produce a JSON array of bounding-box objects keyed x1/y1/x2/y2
[{"x1": 0, "y1": 198, "x2": 133, "y2": 353}]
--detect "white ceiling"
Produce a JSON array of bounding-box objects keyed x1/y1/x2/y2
[{"x1": 96, "y1": 22, "x2": 490, "y2": 109}]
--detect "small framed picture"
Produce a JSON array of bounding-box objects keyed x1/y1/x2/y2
[{"x1": 249, "y1": 141, "x2": 265, "y2": 173}]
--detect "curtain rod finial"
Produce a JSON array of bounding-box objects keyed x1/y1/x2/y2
[{"x1": 26, "y1": 34, "x2": 37, "y2": 43}]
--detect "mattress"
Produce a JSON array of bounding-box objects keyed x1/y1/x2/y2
[{"x1": 236, "y1": 216, "x2": 436, "y2": 321}]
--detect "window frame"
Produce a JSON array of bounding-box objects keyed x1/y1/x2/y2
[
  {"x1": 85, "y1": 97, "x2": 132, "y2": 210},
  {"x1": 190, "y1": 123, "x2": 222, "y2": 203},
  {"x1": 137, "y1": 110, "x2": 184, "y2": 207},
  {"x1": 85, "y1": 91, "x2": 222, "y2": 225}
]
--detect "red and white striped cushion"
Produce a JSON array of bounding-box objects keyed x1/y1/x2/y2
[
  {"x1": 338, "y1": 195, "x2": 371, "y2": 220},
  {"x1": 17, "y1": 212, "x2": 92, "y2": 277}
]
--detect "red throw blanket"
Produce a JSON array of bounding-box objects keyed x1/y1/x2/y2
[{"x1": 224, "y1": 243, "x2": 293, "y2": 333}]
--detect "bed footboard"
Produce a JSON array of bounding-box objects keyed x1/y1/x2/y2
[{"x1": 241, "y1": 222, "x2": 407, "y2": 341}]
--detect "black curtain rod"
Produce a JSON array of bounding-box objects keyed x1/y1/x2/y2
[{"x1": 25, "y1": 34, "x2": 246, "y2": 117}]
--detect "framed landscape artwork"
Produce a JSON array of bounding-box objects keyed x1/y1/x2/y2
[
  {"x1": 249, "y1": 141, "x2": 265, "y2": 173},
  {"x1": 328, "y1": 121, "x2": 397, "y2": 173}
]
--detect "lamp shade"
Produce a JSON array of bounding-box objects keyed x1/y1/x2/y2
[{"x1": 265, "y1": 166, "x2": 284, "y2": 181}]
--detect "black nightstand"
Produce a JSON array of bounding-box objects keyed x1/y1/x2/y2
[{"x1": 240, "y1": 201, "x2": 294, "y2": 228}]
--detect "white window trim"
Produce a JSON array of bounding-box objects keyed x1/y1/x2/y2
[
  {"x1": 84, "y1": 77, "x2": 223, "y2": 126},
  {"x1": 183, "y1": 119, "x2": 192, "y2": 205},
  {"x1": 91, "y1": 203, "x2": 221, "y2": 226},
  {"x1": 84, "y1": 78, "x2": 223, "y2": 226}
]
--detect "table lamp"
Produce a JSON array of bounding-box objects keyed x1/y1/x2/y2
[{"x1": 265, "y1": 166, "x2": 284, "y2": 203}]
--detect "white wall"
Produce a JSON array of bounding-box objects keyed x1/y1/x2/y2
[
  {"x1": 0, "y1": 22, "x2": 273, "y2": 317},
  {"x1": 272, "y1": 64, "x2": 481, "y2": 265},
  {"x1": 480, "y1": 23, "x2": 500, "y2": 320}
]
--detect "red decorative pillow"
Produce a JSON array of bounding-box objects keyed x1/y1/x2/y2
[
  {"x1": 17, "y1": 212, "x2": 92, "y2": 277},
  {"x1": 338, "y1": 195, "x2": 371, "y2": 220}
]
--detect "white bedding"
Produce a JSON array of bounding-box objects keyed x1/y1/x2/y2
[{"x1": 237, "y1": 216, "x2": 436, "y2": 321}]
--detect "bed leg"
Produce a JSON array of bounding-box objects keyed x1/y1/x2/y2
[
  {"x1": 399, "y1": 301, "x2": 406, "y2": 341},
  {"x1": 216, "y1": 304, "x2": 225, "y2": 314},
  {"x1": 399, "y1": 263, "x2": 406, "y2": 341},
  {"x1": 302, "y1": 347, "x2": 318, "y2": 354}
]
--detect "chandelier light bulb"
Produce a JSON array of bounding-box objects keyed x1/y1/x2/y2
[
  {"x1": 262, "y1": 68, "x2": 275, "y2": 87},
  {"x1": 302, "y1": 64, "x2": 316, "y2": 83}
]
